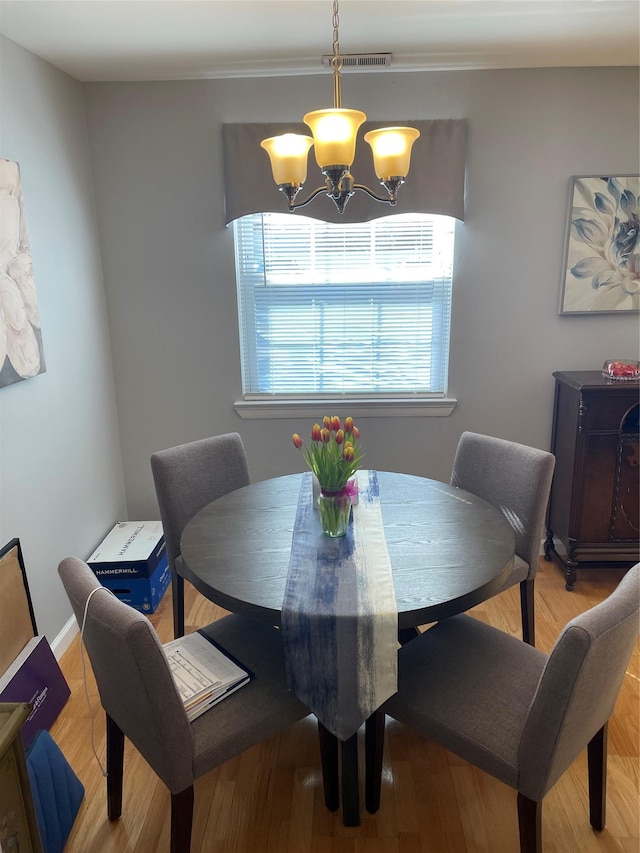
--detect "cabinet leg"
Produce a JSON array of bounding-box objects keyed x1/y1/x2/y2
[{"x1": 565, "y1": 541, "x2": 578, "y2": 590}]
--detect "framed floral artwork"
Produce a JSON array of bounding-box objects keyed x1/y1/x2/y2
[
  {"x1": 559, "y1": 175, "x2": 639, "y2": 314},
  {"x1": 0, "y1": 158, "x2": 46, "y2": 387}
]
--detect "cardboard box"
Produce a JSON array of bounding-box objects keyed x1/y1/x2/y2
[
  {"x1": 99, "y1": 554, "x2": 170, "y2": 614},
  {"x1": 88, "y1": 521, "x2": 166, "y2": 580},
  {"x1": 0, "y1": 636, "x2": 70, "y2": 749}
]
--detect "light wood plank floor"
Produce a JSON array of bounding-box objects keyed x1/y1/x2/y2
[{"x1": 51, "y1": 558, "x2": 639, "y2": 852}]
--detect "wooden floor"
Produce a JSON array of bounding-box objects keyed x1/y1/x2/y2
[{"x1": 51, "y1": 558, "x2": 639, "y2": 853}]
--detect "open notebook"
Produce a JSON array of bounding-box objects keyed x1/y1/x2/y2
[{"x1": 163, "y1": 631, "x2": 252, "y2": 722}]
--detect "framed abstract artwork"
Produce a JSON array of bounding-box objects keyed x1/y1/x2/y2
[
  {"x1": 559, "y1": 175, "x2": 639, "y2": 315},
  {"x1": 0, "y1": 158, "x2": 46, "y2": 387}
]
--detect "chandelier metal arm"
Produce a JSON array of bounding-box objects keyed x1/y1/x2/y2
[
  {"x1": 286, "y1": 183, "x2": 399, "y2": 213},
  {"x1": 286, "y1": 185, "x2": 332, "y2": 211},
  {"x1": 352, "y1": 184, "x2": 397, "y2": 205}
]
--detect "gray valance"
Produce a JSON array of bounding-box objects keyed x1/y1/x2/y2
[{"x1": 223, "y1": 118, "x2": 467, "y2": 225}]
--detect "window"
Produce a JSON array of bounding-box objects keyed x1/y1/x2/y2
[{"x1": 233, "y1": 212, "x2": 456, "y2": 399}]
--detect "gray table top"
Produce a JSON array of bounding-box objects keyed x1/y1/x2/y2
[{"x1": 180, "y1": 471, "x2": 515, "y2": 630}]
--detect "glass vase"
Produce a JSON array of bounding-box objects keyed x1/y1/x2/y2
[{"x1": 318, "y1": 490, "x2": 351, "y2": 537}]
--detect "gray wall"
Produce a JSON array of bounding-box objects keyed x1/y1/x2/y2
[
  {"x1": 0, "y1": 36, "x2": 126, "y2": 641},
  {"x1": 83, "y1": 67, "x2": 639, "y2": 519}
]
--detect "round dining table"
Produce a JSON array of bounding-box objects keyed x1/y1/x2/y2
[
  {"x1": 180, "y1": 470, "x2": 515, "y2": 632},
  {"x1": 180, "y1": 470, "x2": 515, "y2": 826}
]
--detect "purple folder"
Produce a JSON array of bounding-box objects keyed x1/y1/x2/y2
[{"x1": 0, "y1": 635, "x2": 70, "y2": 748}]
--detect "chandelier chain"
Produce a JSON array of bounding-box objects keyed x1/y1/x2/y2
[
  {"x1": 330, "y1": 0, "x2": 343, "y2": 107},
  {"x1": 331, "y1": 0, "x2": 343, "y2": 72}
]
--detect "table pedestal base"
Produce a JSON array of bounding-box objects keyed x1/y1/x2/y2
[{"x1": 318, "y1": 723, "x2": 360, "y2": 826}]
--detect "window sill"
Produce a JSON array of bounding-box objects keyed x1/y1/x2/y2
[{"x1": 233, "y1": 397, "x2": 457, "y2": 420}]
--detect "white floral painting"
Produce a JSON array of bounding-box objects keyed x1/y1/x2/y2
[
  {"x1": 559, "y1": 175, "x2": 639, "y2": 314},
  {"x1": 0, "y1": 158, "x2": 45, "y2": 386}
]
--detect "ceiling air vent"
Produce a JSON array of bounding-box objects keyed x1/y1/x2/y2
[{"x1": 322, "y1": 53, "x2": 392, "y2": 69}]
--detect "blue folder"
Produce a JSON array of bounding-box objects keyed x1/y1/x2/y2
[{"x1": 26, "y1": 730, "x2": 84, "y2": 853}]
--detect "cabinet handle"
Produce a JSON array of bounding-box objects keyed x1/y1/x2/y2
[{"x1": 578, "y1": 398, "x2": 587, "y2": 433}]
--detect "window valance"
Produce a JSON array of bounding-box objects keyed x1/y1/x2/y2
[{"x1": 222, "y1": 119, "x2": 467, "y2": 225}]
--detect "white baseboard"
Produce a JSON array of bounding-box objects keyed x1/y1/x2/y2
[{"x1": 51, "y1": 615, "x2": 78, "y2": 661}]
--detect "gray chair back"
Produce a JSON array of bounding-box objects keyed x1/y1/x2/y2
[
  {"x1": 451, "y1": 431, "x2": 555, "y2": 580},
  {"x1": 150, "y1": 432, "x2": 250, "y2": 574},
  {"x1": 58, "y1": 556, "x2": 195, "y2": 794},
  {"x1": 519, "y1": 563, "x2": 640, "y2": 801}
]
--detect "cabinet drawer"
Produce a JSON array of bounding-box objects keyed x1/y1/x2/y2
[{"x1": 583, "y1": 390, "x2": 639, "y2": 432}]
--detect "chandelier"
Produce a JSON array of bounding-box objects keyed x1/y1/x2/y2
[{"x1": 260, "y1": 0, "x2": 420, "y2": 214}]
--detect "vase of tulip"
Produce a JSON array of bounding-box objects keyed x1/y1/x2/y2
[
  {"x1": 292, "y1": 416, "x2": 364, "y2": 537},
  {"x1": 317, "y1": 490, "x2": 352, "y2": 538}
]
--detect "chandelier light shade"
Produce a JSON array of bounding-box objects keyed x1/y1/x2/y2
[
  {"x1": 260, "y1": 0, "x2": 420, "y2": 214},
  {"x1": 364, "y1": 126, "x2": 421, "y2": 181},
  {"x1": 303, "y1": 108, "x2": 366, "y2": 169},
  {"x1": 260, "y1": 134, "x2": 315, "y2": 186}
]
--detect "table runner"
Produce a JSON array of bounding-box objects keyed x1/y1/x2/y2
[{"x1": 281, "y1": 470, "x2": 398, "y2": 741}]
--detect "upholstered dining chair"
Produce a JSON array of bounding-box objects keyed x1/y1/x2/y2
[
  {"x1": 450, "y1": 431, "x2": 555, "y2": 645},
  {"x1": 150, "y1": 433, "x2": 344, "y2": 820},
  {"x1": 58, "y1": 556, "x2": 311, "y2": 853},
  {"x1": 151, "y1": 432, "x2": 250, "y2": 638},
  {"x1": 365, "y1": 563, "x2": 640, "y2": 853}
]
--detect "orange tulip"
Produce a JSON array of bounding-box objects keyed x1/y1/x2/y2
[{"x1": 291, "y1": 414, "x2": 364, "y2": 495}]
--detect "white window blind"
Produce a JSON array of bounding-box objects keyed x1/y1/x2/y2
[{"x1": 233, "y1": 212, "x2": 456, "y2": 396}]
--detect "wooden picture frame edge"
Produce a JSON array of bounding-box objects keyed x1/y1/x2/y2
[{"x1": 0, "y1": 538, "x2": 38, "y2": 637}]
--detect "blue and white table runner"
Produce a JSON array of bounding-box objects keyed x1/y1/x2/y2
[{"x1": 281, "y1": 470, "x2": 398, "y2": 741}]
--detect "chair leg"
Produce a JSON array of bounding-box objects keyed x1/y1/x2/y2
[
  {"x1": 365, "y1": 711, "x2": 385, "y2": 814},
  {"x1": 317, "y1": 721, "x2": 339, "y2": 811},
  {"x1": 520, "y1": 578, "x2": 535, "y2": 646},
  {"x1": 171, "y1": 786, "x2": 194, "y2": 853},
  {"x1": 341, "y1": 732, "x2": 360, "y2": 826},
  {"x1": 588, "y1": 722, "x2": 608, "y2": 831},
  {"x1": 172, "y1": 572, "x2": 185, "y2": 638},
  {"x1": 106, "y1": 713, "x2": 124, "y2": 821},
  {"x1": 517, "y1": 792, "x2": 542, "y2": 853}
]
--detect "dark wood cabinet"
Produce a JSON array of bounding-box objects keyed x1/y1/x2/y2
[{"x1": 544, "y1": 370, "x2": 639, "y2": 589}]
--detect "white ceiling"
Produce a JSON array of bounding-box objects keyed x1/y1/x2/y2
[{"x1": 0, "y1": 0, "x2": 638, "y2": 82}]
